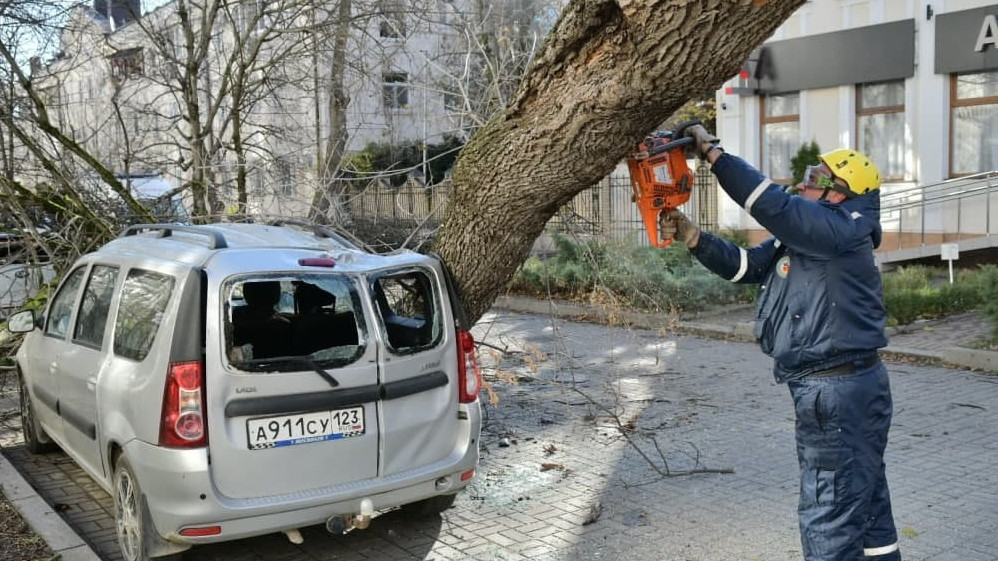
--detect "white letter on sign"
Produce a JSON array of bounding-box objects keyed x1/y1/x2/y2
[{"x1": 976, "y1": 14, "x2": 998, "y2": 52}]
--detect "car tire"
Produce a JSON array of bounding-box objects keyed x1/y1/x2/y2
[
  {"x1": 399, "y1": 493, "x2": 457, "y2": 517},
  {"x1": 19, "y1": 373, "x2": 55, "y2": 454},
  {"x1": 113, "y1": 456, "x2": 180, "y2": 561}
]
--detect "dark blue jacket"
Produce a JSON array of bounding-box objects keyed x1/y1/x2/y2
[{"x1": 692, "y1": 153, "x2": 888, "y2": 382}]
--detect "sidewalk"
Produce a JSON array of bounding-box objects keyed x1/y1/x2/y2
[{"x1": 494, "y1": 295, "x2": 998, "y2": 373}]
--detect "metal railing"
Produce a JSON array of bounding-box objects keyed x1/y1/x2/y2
[{"x1": 879, "y1": 171, "x2": 998, "y2": 251}]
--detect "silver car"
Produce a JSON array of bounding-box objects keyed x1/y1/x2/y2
[{"x1": 9, "y1": 222, "x2": 483, "y2": 561}]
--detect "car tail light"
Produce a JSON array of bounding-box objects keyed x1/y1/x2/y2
[
  {"x1": 456, "y1": 330, "x2": 481, "y2": 403},
  {"x1": 159, "y1": 361, "x2": 208, "y2": 448}
]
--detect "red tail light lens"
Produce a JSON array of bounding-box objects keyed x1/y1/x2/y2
[
  {"x1": 456, "y1": 330, "x2": 481, "y2": 403},
  {"x1": 159, "y1": 361, "x2": 208, "y2": 447}
]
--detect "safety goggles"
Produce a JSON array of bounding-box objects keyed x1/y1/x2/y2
[{"x1": 803, "y1": 165, "x2": 838, "y2": 191}]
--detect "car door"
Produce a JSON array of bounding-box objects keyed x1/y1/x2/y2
[
  {"x1": 208, "y1": 273, "x2": 383, "y2": 499},
  {"x1": 370, "y1": 267, "x2": 460, "y2": 476},
  {"x1": 26, "y1": 266, "x2": 89, "y2": 447},
  {"x1": 58, "y1": 264, "x2": 119, "y2": 479}
]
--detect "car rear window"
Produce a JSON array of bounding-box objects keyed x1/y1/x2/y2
[
  {"x1": 371, "y1": 269, "x2": 442, "y2": 354},
  {"x1": 113, "y1": 269, "x2": 176, "y2": 361},
  {"x1": 224, "y1": 274, "x2": 366, "y2": 372}
]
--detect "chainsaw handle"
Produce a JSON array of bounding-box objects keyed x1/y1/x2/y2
[
  {"x1": 642, "y1": 209, "x2": 676, "y2": 248},
  {"x1": 646, "y1": 136, "x2": 694, "y2": 157}
]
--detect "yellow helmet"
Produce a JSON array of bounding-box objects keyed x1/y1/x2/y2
[{"x1": 818, "y1": 149, "x2": 881, "y2": 197}]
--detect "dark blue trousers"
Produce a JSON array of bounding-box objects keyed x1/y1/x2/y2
[{"x1": 787, "y1": 362, "x2": 901, "y2": 561}]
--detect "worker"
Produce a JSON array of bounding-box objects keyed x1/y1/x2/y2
[{"x1": 661, "y1": 124, "x2": 901, "y2": 561}]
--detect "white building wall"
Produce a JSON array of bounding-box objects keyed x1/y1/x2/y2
[{"x1": 714, "y1": 0, "x2": 998, "y2": 235}]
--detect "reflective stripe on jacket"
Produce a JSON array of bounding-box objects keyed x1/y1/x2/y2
[{"x1": 691, "y1": 153, "x2": 888, "y2": 382}]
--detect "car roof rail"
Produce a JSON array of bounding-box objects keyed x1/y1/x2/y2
[
  {"x1": 120, "y1": 224, "x2": 228, "y2": 249},
  {"x1": 267, "y1": 218, "x2": 366, "y2": 251}
]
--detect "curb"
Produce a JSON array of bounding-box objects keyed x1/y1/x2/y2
[
  {"x1": 493, "y1": 295, "x2": 998, "y2": 373},
  {"x1": 0, "y1": 449, "x2": 103, "y2": 561}
]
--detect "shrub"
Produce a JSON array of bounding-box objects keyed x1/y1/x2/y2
[
  {"x1": 881, "y1": 265, "x2": 984, "y2": 326},
  {"x1": 342, "y1": 136, "x2": 463, "y2": 187},
  {"x1": 973, "y1": 265, "x2": 998, "y2": 339},
  {"x1": 509, "y1": 236, "x2": 752, "y2": 313}
]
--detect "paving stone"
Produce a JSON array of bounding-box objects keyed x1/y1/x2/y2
[{"x1": 4, "y1": 310, "x2": 998, "y2": 560}]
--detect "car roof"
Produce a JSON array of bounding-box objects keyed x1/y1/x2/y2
[{"x1": 93, "y1": 223, "x2": 432, "y2": 271}]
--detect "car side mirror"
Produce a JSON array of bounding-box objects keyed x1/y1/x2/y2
[{"x1": 7, "y1": 310, "x2": 36, "y2": 333}]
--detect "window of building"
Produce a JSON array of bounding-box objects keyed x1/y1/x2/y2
[
  {"x1": 760, "y1": 92, "x2": 800, "y2": 184},
  {"x1": 443, "y1": 90, "x2": 463, "y2": 112},
  {"x1": 951, "y1": 70, "x2": 998, "y2": 177},
  {"x1": 382, "y1": 72, "x2": 409, "y2": 110},
  {"x1": 274, "y1": 156, "x2": 295, "y2": 196},
  {"x1": 378, "y1": 0, "x2": 406, "y2": 38},
  {"x1": 109, "y1": 47, "x2": 144, "y2": 81},
  {"x1": 857, "y1": 80, "x2": 905, "y2": 181}
]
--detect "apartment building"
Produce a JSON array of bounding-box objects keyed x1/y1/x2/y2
[
  {"x1": 713, "y1": 0, "x2": 998, "y2": 246},
  {"x1": 32, "y1": 0, "x2": 487, "y2": 217}
]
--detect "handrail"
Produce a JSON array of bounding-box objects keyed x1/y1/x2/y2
[
  {"x1": 877, "y1": 170, "x2": 997, "y2": 253},
  {"x1": 881, "y1": 183, "x2": 995, "y2": 212},
  {"x1": 880, "y1": 171, "x2": 998, "y2": 201}
]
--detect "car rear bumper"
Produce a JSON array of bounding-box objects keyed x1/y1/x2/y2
[{"x1": 124, "y1": 403, "x2": 481, "y2": 544}]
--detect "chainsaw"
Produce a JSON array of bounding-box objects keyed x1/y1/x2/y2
[{"x1": 625, "y1": 120, "x2": 699, "y2": 247}]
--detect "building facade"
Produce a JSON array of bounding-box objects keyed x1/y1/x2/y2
[
  {"x1": 31, "y1": 0, "x2": 496, "y2": 218},
  {"x1": 714, "y1": 0, "x2": 998, "y2": 244}
]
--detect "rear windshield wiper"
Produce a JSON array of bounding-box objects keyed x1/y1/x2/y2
[{"x1": 230, "y1": 356, "x2": 340, "y2": 388}]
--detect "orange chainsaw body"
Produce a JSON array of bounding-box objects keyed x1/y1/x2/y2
[{"x1": 626, "y1": 132, "x2": 694, "y2": 248}]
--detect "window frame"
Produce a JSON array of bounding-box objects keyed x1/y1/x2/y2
[
  {"x1": 855, "y1": 80, "x2": 906, "y2": 182},
  {"x1": 759, "y1": 92, "x2": 800, "y2": 184},
  {"x1": 73, "y1": 264, "x2": 120, "y2": 350},
  {"x1": 44, "y1": 266, "x2": 87, "y2": 340},
  {"x1": 382, "y1": 72, "x2": 410, "y2": 110},
  {"x1": 377, "y1": 0, "x2": 406, "y2": 38},
  {"x1": 112, "y1": 268, "x2": 176, "y2": 362},
  {"x1": 949, "y1": 71, "x2": 998, "y2": 178},
  {"x1": 108, "y1": 47, "x2": 144, "y2": 81},
  {"x1": 369, "y1": 268, "x2": 442, "y2": 356}
]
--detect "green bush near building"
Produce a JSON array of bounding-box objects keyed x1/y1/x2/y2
[
  {"x1": 881, "y1": 265, "x2": 986, "y2": 326},
  {"x1": 509, "y1": 234, "x2": 753, "y2": 313},
  {"x1": 509, "y1": 238, "x2": 998, "y2": 339},
  {"x1": 973, "y1": 265, "x2": 998, "y2": 340}
]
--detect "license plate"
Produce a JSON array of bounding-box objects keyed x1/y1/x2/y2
[{"x1": 246, "y1": 407, "x2": 365, "y2": 450}]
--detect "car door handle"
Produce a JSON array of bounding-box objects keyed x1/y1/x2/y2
[
  {"x1": 86, "y1": 377, "x2": 97, "y2": 392},
  {"x1": 49, "y1": 362, "x2": 57, "y2": 375}
]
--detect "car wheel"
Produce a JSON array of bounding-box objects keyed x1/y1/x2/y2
[
  {"x1": 399, "y1": 493, "x2": 457, "y2": 517},
  {"x1": 113, "y1": 457, "x2": 180, "y2": 561},
  {"x1": 19, "y1": 373, "x2": 55, "y2": 454}
]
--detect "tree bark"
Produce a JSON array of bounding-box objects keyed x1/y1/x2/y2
[{"x1": 437, "y1": 0, "x2": 805, "y2": 322}]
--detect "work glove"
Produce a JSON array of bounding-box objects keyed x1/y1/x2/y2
[
  {"x1": 658, "y1": 209, "x2": 700, "y2": 248},
  {"x1": 676, "y1": 123, "x2": 720, "y2": 160}
]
